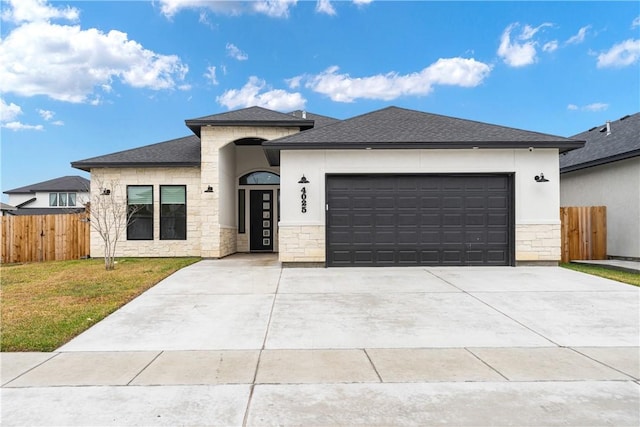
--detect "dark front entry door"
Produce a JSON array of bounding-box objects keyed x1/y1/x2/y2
[{"x1": 250, "y1": 190, "x2": 274, "y2": 252}]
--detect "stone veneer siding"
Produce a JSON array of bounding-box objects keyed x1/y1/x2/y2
[
  {"x1": 200, "y1": 125, "x2": 299, "y2": 258},
  {"x1": 278, "y1": 225, "x2": 325, "y2": 263},
  {"x1": 279, "y1": 223, "x2": 560, "y2": 264},
  {"x1": 89, "y1": 167, "x2": 202, "y2": 258},
  {"x1": 515, "y1": 223, "x2": 561, "y2": 262}
]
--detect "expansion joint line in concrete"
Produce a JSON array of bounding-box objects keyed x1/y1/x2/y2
[
  {"x1": 363, "y1": 349, "x2": 384, "y2": 382},
  {"x1": 1, "y1": 352, "x2": 60, "y2": 387},
  {"x1": 425, "y1": 270, "x2": 561, "y2": 347},
  {"x1": 127, "y1": 351, "x2": 163, "y2": 386},
  {"x1": 242, "y1": 266, "x2": 284, "y2": 427}
]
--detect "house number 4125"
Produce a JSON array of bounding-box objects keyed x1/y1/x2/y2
[{"x1": 301, "y1": 187, "x2": 307, "y2": 213}]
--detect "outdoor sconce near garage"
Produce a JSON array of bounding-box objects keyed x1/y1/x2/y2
[
  {"x1": 100, "y1": 188, "x2": 111, "y2": 195},
  {"x1": 204, "y1": 185, "x2": 214, "y2": 193},
  {"x1": 298, "y1": 175, "x2": 309, "y2": 213},
  {"x1": 534, "y1": 173, "x2": 549, "y2": 183}
]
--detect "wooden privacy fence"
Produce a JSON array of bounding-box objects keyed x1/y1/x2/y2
[
  {"x1": 560, "y1": 206, "x2": 607, "y2": 263},
  {"x1": 1, "y1": 213, "x2": 90, "y2": 264}
]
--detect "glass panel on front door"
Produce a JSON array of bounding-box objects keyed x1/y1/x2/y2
[{"x1": 250, "y1": 190, "x2": 273, "y2": 252}]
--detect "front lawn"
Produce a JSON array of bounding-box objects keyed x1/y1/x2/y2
[
  {"x1": 0, "y1": 257, "x2": 200, "y2": 351},
  {"x1": 561, "y1": 262, "x2": 640, "y2": 287}
]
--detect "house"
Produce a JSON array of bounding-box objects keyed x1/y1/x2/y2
[
  {"x1": 560, "y1": 113, "x2": 640, "y2": 260},
  {"x1": 3, "y1": 175, "x2": 90, "y2": 215},
  {"x1": 72, "y1": 106, "x2": 583, "y2": 267},
  {"x1": 1, "y1": 202, "x2": 17, "y2": 216}
]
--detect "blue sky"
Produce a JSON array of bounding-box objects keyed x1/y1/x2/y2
[{"x1": 1, "y1": 0, "x2": 639, "y2": 198}]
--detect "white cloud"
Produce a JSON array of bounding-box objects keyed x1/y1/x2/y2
[
  {"x1": 2, "y1": 121, "x2": 44, "y2": 131},
  {"x1": 159, "y1": 0, "x2": 297, "y2": 19},
  {"x1": 316, "y1": 0, "x2": 336, "y2": 16},
  {"x1": 159, "y1": 0, "x2": 244, "y2": 18},
  {"x1": 52, "y1": 120, "x2": 64, "y2": 126},
  {"x1": 1, "y1": 98, "x2": 23, "y2": 122},
  {"x1": 543, "y1": 40, "x2": 558, "y2": 52},
  {"x1": 568, "y1": 103, "x2": 609, "y2": 112},
  {"x1": 353, "y1": 0, "x2": 373, "y2": 4},
  {"x1": 295, "y1": 58, "x2": 491, "y2": 103},
  {"x1": 566, "y1": 25, "x2": 590, "y2": 45},
  {"x1": 253, "y1": 0, "x2": 298, "y2": 18},
  {"x1": 204, "y1": 66, "x2": 218, "y2": 85},
  {"x1": 632, "y1": 16, "x2": 640, "y2": 28},
  {"x1": 37, "y1": 108, "x2": 54, "y2": 121},
  {"x1": 0, "y1": 15, "x2": 189, "y2": 103},
  {"x1": 1, "y1": 0, "x2": 79, "y2": 24},
  {"x1": 583, "y1": 103, "x2": 609, "y2": 112},
  {"x1": 497, "y1": 22, "x2": 553, "y2": 67},
  {"x1": 226, "y1": 43, "x2": 248, "y2": 61},
  {"x1": 497, "y1": 23, "x2": 537, "y2": 67},
  {"x1": 597, "y1": 39, "x2": 640, "y2": 68},
  {"x1": 217, "y1": 76, "x2": 306, "y2": 110},
  {"x1": 519, "y1": 23, "x2": 552, "y2": 40}
]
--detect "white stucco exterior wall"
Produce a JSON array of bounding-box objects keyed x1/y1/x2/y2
[
  {"x1": 7, "y1": 191, "x2": 90, "y2": 208},
  {"x1": 279, "y1": 148, "x2": 561, "y2": 263},
  {"x1": 560, "y1": 157, "x2": 640, "y2": 258}
]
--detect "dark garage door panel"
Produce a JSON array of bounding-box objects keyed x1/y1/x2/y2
[{"x1": 326, "y1": 175, "x2": 513, "y2": 267}]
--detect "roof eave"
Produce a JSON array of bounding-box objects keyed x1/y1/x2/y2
[
  {"x1": 185, "y1": 119, "x2": 314, "y2": 137},
  {"x1": 71, "y1": 161, "x2": 201, "y2": 172},
  {"x1": 263, "y1": 140, "x2": 585, "y2": 151},
  {"x1": 560, "y1": 149, "x2": 640, "y2": 174}
]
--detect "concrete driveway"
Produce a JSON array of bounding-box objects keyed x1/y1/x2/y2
[{"x1": 2, "y1": 254, "x2": 639, "y2": 426}]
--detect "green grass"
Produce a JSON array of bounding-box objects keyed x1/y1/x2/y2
[
  {"x1": 0, "y1": 257, "x2": 200, "y2": 351},
  {"x1": 561, "y1": 262, "x2": 640, "y2": 287}
]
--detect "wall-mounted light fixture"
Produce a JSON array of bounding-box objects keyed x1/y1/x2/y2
[
  {"x1": 204, "y1": 185, "x2": 214, "y2": 193},
  {"x1": 534, "y1": 173, "x2": 549, "y2": 183},
  {"x1": 298, "y1": 175, "x2": 310, "y2": 184},
  {"x1": 100, "y1": 189, "x2": 111, "y2": 195}
]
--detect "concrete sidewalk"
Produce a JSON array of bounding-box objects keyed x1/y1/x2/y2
[{"x1": 2, "y1": 255, "x2": 639, "y2": 426}]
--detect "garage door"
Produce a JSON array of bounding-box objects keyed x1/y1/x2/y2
[{"x1": 326, "y1": 174, "x2": 513, "y2": 267}]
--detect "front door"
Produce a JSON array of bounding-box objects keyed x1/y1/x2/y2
[{"x1": 250, "y1": 190, "x2": 273, "y2": 252}]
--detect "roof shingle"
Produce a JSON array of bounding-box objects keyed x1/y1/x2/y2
[
  {"x1": 560, "y1": 112, "x2": 640, "y2": 173},
  {"x1": 71, "y1": 135, "x2": 201, "y2": 171},
  {"x1": 4, "y1": 176, "x2": 90, "y2": 194}
]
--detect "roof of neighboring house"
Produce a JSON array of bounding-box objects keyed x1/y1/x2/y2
[
  {"x1": 4, "y1": 176, "x2": 90, "y2": 194},
  {"x1": 1, "y1": 202, "x2": 16, "y2": 211},
  {"x1": 72, "y1": 135, "x2": 201, "y2": 172},
  {"x1": 263, "y1": 106, "x2": 584, "y2": 165},
  {"x1": 5, "y1": 207, "x2": 86, "y2": 216},
  {"x1": 560, "y1": 113, "x2": 640, "y2": 173},
  {"x1": 185, "y1": 106, "x2": 316, "y2": 137}
]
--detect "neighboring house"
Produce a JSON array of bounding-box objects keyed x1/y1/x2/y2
[
  {"x1": 560, "y1": 113, "x2": 640, "y2": 260},
  {"x1": 1, "y1": 202, "x2": 17, "y2": 216},
  {"x1": 72, "y1": 106, "x2": 583, "y2": 267},
  {"x1": 3, "y1": 175, "x2": 90, "y2": 216}
]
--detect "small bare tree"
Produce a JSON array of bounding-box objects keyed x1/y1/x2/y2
[{"x1": 84, "y1": 178, "x2": 138, "y2": 270}]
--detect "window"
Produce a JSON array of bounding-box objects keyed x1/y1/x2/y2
[
  {"x1": 160, "y1": 185, "x2": 186, "y2": 240},
  {"x1": 238, "y1": 189, "x2": 246, "y2": 233},
  {"x1": 49, "y1": 192, "x2": 77, "y2": 207},
  {"x1": 127, "y1": 186, "x2": 153, "y2": 240},
  {"x1": 239, "y1": 171, "x2": 280, "y2": 185}
]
